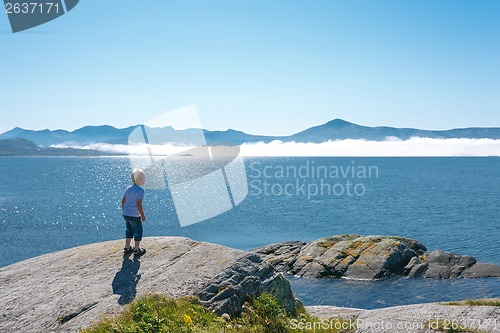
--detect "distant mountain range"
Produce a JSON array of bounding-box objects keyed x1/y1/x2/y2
[{"x1": 1, "y1": 119, "x2": 500, "y2": 149}]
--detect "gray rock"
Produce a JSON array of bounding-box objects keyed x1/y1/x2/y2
[
  {"x1": 403, "y1": 250, "x2": 484, "y2": 279},
  {"x1": 403, "y1": 257, "x2": 429, "y2": 278},
  {"x1": 0, "y1": 237, "x2": 296, "y2": 333},
  {"x1": 461, "y1": 263, "x2": 500, "y2": 278},
  {"x1": 252, "y1": 241, "x2": 306, "y2": 274},
  {"x1": 254, "y1": 235, "x2": 500, "y2": 280},
  {"x1": 306, "y1": 300, "x2": 500, "y2": 333},
  {"x1": 254, "y1": 234, "x2": 427, "y2": 280},
  {"x1": 198, "y1": 252, "x2": 297, "y2": 316}
]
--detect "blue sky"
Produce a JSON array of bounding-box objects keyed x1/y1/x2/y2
[{"x1": 0, "y1": 0, "x2": 499, "y2": 135}]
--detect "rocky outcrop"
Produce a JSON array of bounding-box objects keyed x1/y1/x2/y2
[
  {"x1": 251, "y1": 241, "x2": 306, "y2": 273},
  {"x1": 254, "y1": 234, "x2": 427, "y2": 279},
  {"x1": 461, "y1": 263, "x2": 500, "y2": 278},
  {"x1": 0, "y1": 237, "x2": 297, "y2": 333},
  {"x1": 253, "y1": 234, "x2": 500, "y2": 280},
  {"x1": 198, "y1": 252, "x2": 297, "y2": 316},
  {"x1": 404, "y1": 250, "x2": 500, "y2": 279}
]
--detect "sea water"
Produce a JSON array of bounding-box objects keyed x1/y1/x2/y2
[{"x1": 1, "y1": 156, "x2": 499, "y2": 308}]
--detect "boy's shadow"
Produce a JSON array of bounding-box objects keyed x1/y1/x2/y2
[{"x1": 112, "y1": 254, "x2": 141, "y2": 305}]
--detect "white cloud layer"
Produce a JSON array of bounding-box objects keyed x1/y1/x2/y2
[
  {"x1": 240, "y1": 138, "x2": 500, "y2": 156},
  {"x1": 52, "y1": 143, "x2": 194, "y2": 156},
  {"x1": 53, "y1": 137, "x2": 500, "y2": 157}
]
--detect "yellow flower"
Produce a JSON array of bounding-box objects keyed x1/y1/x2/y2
[{"x1": 183, "y1": 314, "x2": 193, "y2": 325}]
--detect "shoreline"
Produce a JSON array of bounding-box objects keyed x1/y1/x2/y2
[{"x1": 1, "y1": 236, "x2": 499, "y2": 332}]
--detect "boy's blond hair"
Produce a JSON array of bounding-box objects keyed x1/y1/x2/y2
[{"x1": 131, "y1": 169, "x2": 146, "y2": 186}]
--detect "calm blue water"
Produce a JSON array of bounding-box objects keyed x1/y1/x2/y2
[
  {"x1": 289, "y1": 277, "x2": 500, "y2": 309},
  {"x1": 1, "y1": 157, "x2": 499, "y2": 308}
]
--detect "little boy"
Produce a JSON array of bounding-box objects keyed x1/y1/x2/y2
[{"x1": 122, "y1": 169, "x2": 147, "y2": 255}]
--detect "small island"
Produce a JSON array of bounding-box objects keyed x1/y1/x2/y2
[{"x1": 253, "y1": 234, "x2": 500, "y2": 280}]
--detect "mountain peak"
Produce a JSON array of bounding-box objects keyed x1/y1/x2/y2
[
  {"x1": 4, "y1": 127, "x2": 28, "y2": 135},
  {"x1": 325, "y1": 119, "x2": 354, "y2": 128}
]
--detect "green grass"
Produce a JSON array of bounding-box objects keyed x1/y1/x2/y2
[
  {"x1": 444, "y1": 299, "x2": 500, "y2": 307},
  {"x1": 81, "y1": 293, "x2": 355, "y2": 333},
  {"x1": 425, "y1": 319, "x2": 488, "y2": 333}
]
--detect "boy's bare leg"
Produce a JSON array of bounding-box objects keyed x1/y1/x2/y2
[
  {"x1": 134, "y1": 241, "x2": 140, "y2": 250},
  {"x1": 125, "y1": 238, "x2": 132, "y2": 248}
]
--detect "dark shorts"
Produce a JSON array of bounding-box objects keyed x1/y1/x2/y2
[{"x1": 124, "y1": 215, "x2": 143, "y2": 241}]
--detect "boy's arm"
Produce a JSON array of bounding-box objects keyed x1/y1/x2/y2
[
  {"x1": 136, "y1": 199, "x2": 146, "y2": 222},
  {"x1": 121, "y1": 197, "x2": 126, "y2": 210}
]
